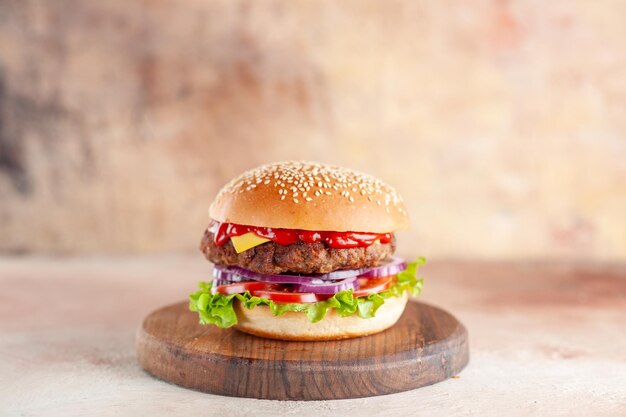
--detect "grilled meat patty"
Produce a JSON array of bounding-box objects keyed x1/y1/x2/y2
[{"x1": 200, "y1": 230, "x2": 396, "y2": 275}]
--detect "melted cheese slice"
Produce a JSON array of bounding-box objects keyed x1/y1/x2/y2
[{"x1": 231, "y1": 232, "x2": 271, "y2": 253}]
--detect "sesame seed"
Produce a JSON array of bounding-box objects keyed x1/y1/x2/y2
[{"x1": 213, "y1": 161, "x2": 406, "y2": 214}]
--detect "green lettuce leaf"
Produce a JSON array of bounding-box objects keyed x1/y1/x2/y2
[{"x1": 189, "y1": 258, "x2": 426, "y2": 328}]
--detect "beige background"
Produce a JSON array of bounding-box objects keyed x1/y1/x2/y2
[{"x1": 1, "y1": 0, "x2": 625, "y2": 259}]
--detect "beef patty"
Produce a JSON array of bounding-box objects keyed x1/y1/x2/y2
[{"x1": 200, "y1": 230, "x2": 396, "y2": 275}]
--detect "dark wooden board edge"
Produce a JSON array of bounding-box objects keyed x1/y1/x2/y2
[{"x1": 136, "y1": 301, "x2": 469, "y2": 400}]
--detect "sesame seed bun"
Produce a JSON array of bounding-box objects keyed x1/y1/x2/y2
[
  {"x1": 233, "y1": 292, "x2": 409, "y2": 341},
  {"x1": 209, "y1": 161, "x2": 409, "y2": 233}
]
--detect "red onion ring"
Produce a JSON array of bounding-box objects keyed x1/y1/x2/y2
[
  {"x1": 213, "y1": 264, "x2": 358, "y2": 284},
  {"x1": 357, "y1": 256, "x2": 407, "y2": 278},
  {"x1": 295, "y1": 276, "x2": 358, "y2": 294},
  {"x1": 212, "y1": 268, "x2": 248, "y2": 282},
  {"x1": 211, "y1": 256, "x2": 407, "y2": 286},
  {"x1": 210, "y1": 275, "x2": 357, "y2": 295}
]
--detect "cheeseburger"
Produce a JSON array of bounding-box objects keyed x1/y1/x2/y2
[{"x1": 189, "y1": 161, "x2": 425, "y2": 341}]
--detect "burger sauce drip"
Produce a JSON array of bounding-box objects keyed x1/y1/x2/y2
[{"x1": 210, "y1": 221, "x2": 392, "y2": 249}]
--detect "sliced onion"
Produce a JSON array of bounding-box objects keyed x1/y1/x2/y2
[
  {"x1": 210, "y1": 275, "x2": 356, "y2": 295},
  {"x1": 212, "y1": 268, "x2": 248, "y2": 282},
  {"x1": 358, "y1": 256, "x2": 407, "y2": 278},
  {"x1": 319, "y1": 269, "x2": 364, "y2": 280},
  {"x1": 295, "y1": 275, "x2": 358, "y2": 294},
  {"x1": 211, "y1": 255, "x2": 407, "y2": 287},
  {"x1": 213, "y1": 264, "x2": 357, "y2": 284}
]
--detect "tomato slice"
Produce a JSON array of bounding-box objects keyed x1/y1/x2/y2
[
  {"x1": 215, "y1": 281, "x2": 276, "y2": 295},
  {"x1": 352, "y1": 276, "x2": 393, "y2": 297},
  {"x1": 250, "y1": 288, "x2": 328, "y2": 304}
]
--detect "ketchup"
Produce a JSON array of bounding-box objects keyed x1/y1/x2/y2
[{"x1": 209, "y1": 221, "x2": 392, "y2": 249}]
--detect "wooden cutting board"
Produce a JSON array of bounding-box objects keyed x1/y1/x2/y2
[{"x1": 136, "y1": 300, "x2": 469, "y2": 400}]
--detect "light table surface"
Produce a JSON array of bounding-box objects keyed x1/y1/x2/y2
[{"x1": 1, "y1": 256, "x2": 624, "y2": 416}]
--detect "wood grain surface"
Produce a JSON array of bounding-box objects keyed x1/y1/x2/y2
[{"x1": 136, "y1": 301, "x2": 468, "y2": 400}]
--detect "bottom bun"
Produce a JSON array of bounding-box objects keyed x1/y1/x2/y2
[{"x1": 234, "y1": 292, "x2": 409, "y2": 341}]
